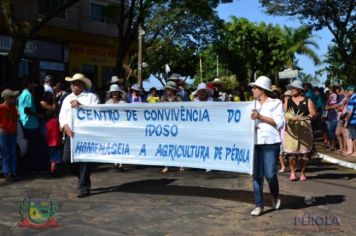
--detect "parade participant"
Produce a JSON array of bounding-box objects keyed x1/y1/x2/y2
[
  {"x1": 160, "y1": 81, "x2": 183, "y2": 173},
  {"x1": 278, "y1": 90, "x2": 292, "y2": 173},
  {"x1": 284, "y1": 80, "x2": 316, "y2": 181},
  {"x1": 193, "y1": 83, "x2": 214, "y2": 102},
  {"x1": 105, "y1": 84, "x2": 126, "y2": 170},
  {"x1": 177, "y1": 80, "x2": 190, "y2": 101},
  {"x1": 59, "y1": 73, "x2": 99, "y2": 198},
  {"x1": 106, "y1": 84, "x2": 126, "y2": 104},
  {"x1": 249, "y1": 76, "x2": 284, "y2": 216},
  {"x1": 146, "y1": 87, "x2": 160, "y2": 103},
  {"x1": 212, "y1": 78, "x2": 227, "y2": 101},
  {"x1": 128, "y1": 83, "x2": 144, "y2": 103},
  {"x1": 109, "y1": 76, "x2": 127, "y2": 102},
  {"x1": 0, "y1": 89, "x2": 19, "y2": 181}
]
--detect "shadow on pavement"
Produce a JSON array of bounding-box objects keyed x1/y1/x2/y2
[
  {"x1": 307, "y1": 173, "x2": 356, "y2": 180},
  {"x1": 90, "y1": 178, "x2": 346, "y2": 210}
]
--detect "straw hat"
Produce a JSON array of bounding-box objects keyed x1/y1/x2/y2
[
  {"x1": 248, "y1": 76, "x2": 272, "y2": 92},
  {"x1": 65, "y1": 73, "x2": 92, "y2": 89},
  {"x1": 1, "y1": 89, "x2": 19, "y2": 98},
  {"x1": 165, "y1": 81, "x2": 177, "y2": 90}
]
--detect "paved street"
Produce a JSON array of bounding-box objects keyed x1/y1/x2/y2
[{"x1": 0, "y1": 159, "x2": 355, "y2": 236}]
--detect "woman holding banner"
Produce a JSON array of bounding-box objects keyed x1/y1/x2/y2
[{"x1": 249, "y1": 76, "x2": 284, "y2": 216}]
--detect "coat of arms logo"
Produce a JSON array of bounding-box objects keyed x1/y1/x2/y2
[{"x1": 19, "y1": 197, "x2": 59, "y2": 228}]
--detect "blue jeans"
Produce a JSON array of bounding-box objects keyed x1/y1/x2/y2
[
  {"x1": 0, "y1": 133, "x2": 17, "y2": 176},
  {"x1": 253, "y1": 143, "x2": 280, "y2": 207},
  {"x1": 326, "y1": 119, "x2": 337, "y2": 139}
]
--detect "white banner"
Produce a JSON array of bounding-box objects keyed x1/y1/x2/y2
[{"x1": 71, "y1": 102, "x2": 255, "y2": 174}]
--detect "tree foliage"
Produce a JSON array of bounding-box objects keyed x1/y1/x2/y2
[
  {"x1": 103, "y1": 0, "x2": 230, "y2": 83},
  {"x1": 197, "y1": 17, "x2": 321, "y2": 88},
  {"x1": 211, "y1": 17, "x2": 289, "y2": 87},
  {"x1": 259, "y1": 0, "x2": 355, "y2": 82},
  {"x1": 0, "y1": 0, "x2": 80, "y2": 84}
]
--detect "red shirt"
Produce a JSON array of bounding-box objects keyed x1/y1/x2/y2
[
  {"x1": 46, "y1": 117, "x2": 61, "y2": 147},
  {"x1": 0, "y1": 103, "x2": 18, "y2": 134}
]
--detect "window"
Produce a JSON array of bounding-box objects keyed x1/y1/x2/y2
[
  {"x1": 82, "y1": 64, "x2": 97, "y2": 88},
  {"x1": 37, "y1": 0, "x2": 66, "y2": 19},
  {"x1": 91, "y1": 3, "x2": 105, "y2": 22},
  {"x1": 102, "y1": 66, "x2": 115, "y2": 84}
]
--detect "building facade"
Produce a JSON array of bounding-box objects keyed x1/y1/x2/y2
[{"x1": 0, "y1": 0, "x2": 123, "y2": 89}]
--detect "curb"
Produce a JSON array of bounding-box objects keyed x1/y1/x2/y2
[{"x1": 318, "y1": 152, "x2": 356, "y2": 170}]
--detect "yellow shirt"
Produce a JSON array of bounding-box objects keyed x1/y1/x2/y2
[
  {"x1": 233, "y1": 96, "x2": 241, "y2": 102},
  {"x1": 146, "y1": 95, "x2": 160, "y2": 103}
]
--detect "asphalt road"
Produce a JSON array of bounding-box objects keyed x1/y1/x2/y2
[{"x1": 0, "y1": 160, "x2": 355, "y2": 236}]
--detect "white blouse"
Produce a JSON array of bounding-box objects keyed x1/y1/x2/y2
[{"x1": 254, "y1": 98, "x2": 284, "y2": 145}]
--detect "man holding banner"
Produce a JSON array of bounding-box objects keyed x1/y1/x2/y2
[
  {"x1": 59, "y1": 73, "x2": 99, "y2": 198},
  {"x1": 249, "y1": 76, "x2": 284, "y2": 216}
]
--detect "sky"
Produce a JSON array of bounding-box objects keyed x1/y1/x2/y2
[
  {"x1": 144, "y1": 0, "x2": 333, "y2": 89},
  {"x1": 216, "y1": 0, "x2": 333, "y2": 84}
]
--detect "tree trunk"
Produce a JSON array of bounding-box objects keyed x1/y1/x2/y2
[{"x1": 6, "y1": 35, "x2": 27, "y2": 87}]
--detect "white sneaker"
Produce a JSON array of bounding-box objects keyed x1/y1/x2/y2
[
  {"x1": 250, "y1": 207, "x2": 263, "y2": 216},
  {"x1": 272, "y1": 198, "x2": 281, "y2": 210}
]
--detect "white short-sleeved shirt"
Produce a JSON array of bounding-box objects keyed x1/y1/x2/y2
[
  {"x1": 254, "y1": 98, "x2": 284, "y2": 145},
  {"x1": 59, "y1": 91, "x2": 99, "y2": 129}
]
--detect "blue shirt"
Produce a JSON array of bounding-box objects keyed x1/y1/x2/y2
[
  {"x1": 347, "y1": 93, "x2": 356, "y2": 125},
  {"x1": 304, "y1": 89, "x2": 318, "y2": 107},
  {"x1": 18, "y1": 89, "x2": 39, "y2": 129}
]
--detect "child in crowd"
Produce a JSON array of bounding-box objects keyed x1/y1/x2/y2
[{"x1": 46, "y1": 109, "x2": 62, "y2": 176}]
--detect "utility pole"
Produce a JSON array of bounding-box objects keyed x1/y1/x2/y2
[
  {"x1": 199, "y1": 57, "x2": 203, "y2": 83},
  {"x1": 216, "y1": 55, "x2": 219, "y2": 78},
  {"x1": 138, "y1": 25, "x2": 145, "y2": 86}
]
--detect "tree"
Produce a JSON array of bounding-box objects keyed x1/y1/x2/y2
[
  {"x1": 103, "y1": 0, "x2": 232, "y2": 83},
  {"x1": 140, "y1": 1, "x2": 223, "y2": 85},
  {"x1": 321, "y1": 44, "x2": 348, "y2": 84},
  {"x1": 299, "y1": 72, "x2": 321, "y2": 85},
  {"x1": 213, "y1": 17, "x2": 290, "y2": 88},
  {"x1": 259, "y1": 0, "x2": 355, "y2": 82},
  {"x1": 0, "y1": 0, "x2": 80, "y2": 84},
  {"x1": 282, "y1": 26, "x2": 320, "y2": 67}
]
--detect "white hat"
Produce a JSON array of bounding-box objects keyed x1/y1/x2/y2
[
  {"x1": 107, "y1": 84, "x2": 123, "y2": 93},
  {"x1": 131, "y1": 83, "x2": 143, "y2": 92},
  {"x1": 249, "y1": 76, "x2": 272, "y2": 92},
  {"x1": 110, "y1": 76, "x2": 120, "y2": 84},
  {"x1": 195, "y1": 82, "x2": 213, "y2": 95},
  {"x1": 287, "y1": 79, "x2": 304, "y2": 91},
  {"x1": 65, "y1": 73, "x2": 92, "y2": 89}
]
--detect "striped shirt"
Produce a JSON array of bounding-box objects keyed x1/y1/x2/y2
[{"x1": 347, "y1": 93, "x2": 356, "y2": 125}]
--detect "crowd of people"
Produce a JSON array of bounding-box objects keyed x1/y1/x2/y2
[{"x1": 0, "y1": 73, "x2": 355, "y2": 209}]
